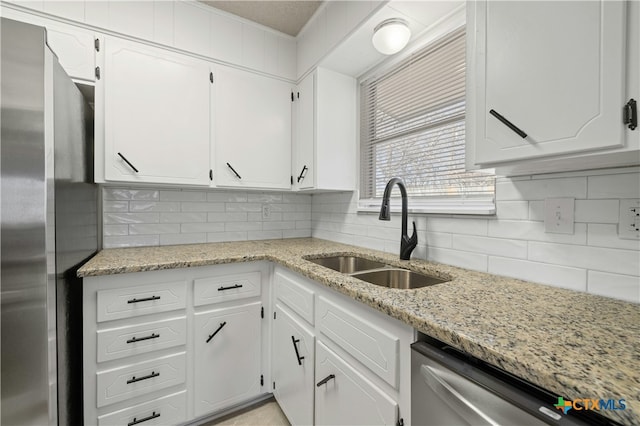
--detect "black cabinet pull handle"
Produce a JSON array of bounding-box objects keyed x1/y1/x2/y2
[
  {"x1": 226, "y1": 163, "x2": 241, "y2": 179},
  {"x1": 316, "y1": 374, "x2": 335, "y2": 387},
  {"x1": 126, "y1": 371, "x2": 159, "y2": 384},
  {"x1": 206, "y1": 321, "x2": 227, "y2": 343},
  {"x1": 489, "y1": 109, "x2": 528, "y2": 138},
  {"x1": 117, "y1": 152, "x2": 140, "y2": 173},
  {"x1": 128, "y1": 411, "x2": 160, "y2": 426},
  {"x1": 126, "y1": 333, "x2": 160, "y2": 344},
  {"x1": 296, "y1": 165, "x2": 308, "y2": 183},
  {"x1": 127, "y1": 295, "x2": 160, "y2": 304},
  {"x1": 218, "y1": 284, "x2": 243, "y2": 291},
  {"x1": 291, "y1": 336, "x2": 304, "y2": 365}
]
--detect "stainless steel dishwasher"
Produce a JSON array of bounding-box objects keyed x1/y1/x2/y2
[{"x1": 411, "y1": 338, "x2": 619, "y2": 426}]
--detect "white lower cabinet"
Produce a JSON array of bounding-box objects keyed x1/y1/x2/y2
[
  {"x1": 271, "y1": 267, "x2": 413, "y2": 426},
  {"x1": 315, "y1": 342, "x2": 397, "y2": 426},
  {"x1": 83, "y1": 262, "x2": 270, "y2": 425},
  {"x1": 194, "y1": 302, "x2": 263, "y2": 417},
  {"x1": 272, "y1": 303, "x2": 315, "y2": 426}
]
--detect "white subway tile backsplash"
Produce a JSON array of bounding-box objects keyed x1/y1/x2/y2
[
  {"x1": 181, "y1": 223, "x2": 225, "y2": 233},
  {"x1": 226, "y1": 202, "x2": 262, "y2": 212},
  {"x1": 247, "y1": 193, "x2": 283, "y2": 203},
  {"x1": 488, "y1": 257, "x2": 587, "y2": 292},
  {"x1": 425, "y1": 232, "x2": 453, "y2": 248},
  {"x1": 181, "y1": 202, "x2": 225, "y2": 212},
  {"x1": 208, "y1": 212, "x2": 248, "y2": 222},
  {"x1": 587, "y1": 271, "x2": 640, "y2": 303},
  {"x1": 104, "y1": 212, "x2": 159, "y2": 224},
  {"x1": 528, "y1": 242, "x2": 640, "y2": 276},
  {"x1": 427, "y1": 247, "x2": 488, "y2": 271},
  {"x1": 528, "y1": 201, "x2": 545, "y2": 222},
  {"x1": 488, "y1": 221, "x2": 587, "y2": 245},
  {"x1": 496, "y1": 201, "x2": 529, "y2": 220},
  {"x1": 225, "y1": 222, "x2": 262, "y2": 232},
  {"x1": 588, "y1": 173, "x2": 640, "y2": 199},
  {"x1": 262, "y1": 221, "x2": 296, "y2": 231},
  {"x1": 207, "y1": 192, "x2": 248, "y2": 202},
  {"x1": 426, "y1": 217, "x2": 489, "y2": 236},
  {"x1": 103, "y1": 201, "x2": 129, "y2": 212},
  {"x1": 160, "y1": 212, "x2": 207, "y2": 223},
  {"x1": 207, "y1": 231, "x2": 248, "y2": 243},
  {"x1": 587, "y1": 224, "x2": 640, "y2": 250},
  {"x1": 104, "y1": 235, "x2": 159, "y2": 248},
  {"x1": 452, "y1": 235, "x2": 527, "y2": 259},
  {"x1": 248, "y1": 230, "x2": 283, "y2": 240},
  {"x1": 104, "y1": 188, "x2": 159, "y2": 201},
  {"x1": 160, "y1": 233, "x2": 207, "y2": 246},
  {"x1": 129, "y1": 201, "x2": 180, "y2": 212},
  {"x1": 103, "y1": 225, "x2": 129, "y2": 236},
  {"x1": 496, "y1": 177, "x2": 587, "y2": 201},
  {"x1": 574, "y1": 200, "x2": 619, "y2": 223},
  {"x1": 129, "y1": 224, "x2": 180, "y2": 235},
  {"x1": 283, "y1": 229, "x2": 312, "y2": 238},
  {"x1": 159, "y1": 190, "x2": 207, "y2": 202}
]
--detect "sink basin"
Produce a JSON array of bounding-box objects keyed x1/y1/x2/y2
[
  {"x1": 352, "y1": 268, "x2": 448, "y2": 289},
  {"x1": 307, "y1": 256, "x2": 387, "y2": 274}
]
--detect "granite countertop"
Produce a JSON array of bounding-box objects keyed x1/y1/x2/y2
[{"x1": 79, "y1": 238, "x2": 640, "y2": 425}]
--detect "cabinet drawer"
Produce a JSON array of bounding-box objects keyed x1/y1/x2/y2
[
  {"x1": 194, "y1": 271, "x2": 261, "y2": 306},
  {"x1": 96, "y1": 352, "x2": 186, "y2": 408},
  {"x1": 274, "y1": 270, "x2": 314, "y2": 325},
  {"x1": 315, "y1": 342, "x2": 397, "y2": 426},
  {"x1": 97, "y1": 390, "x2": 187, "y2": 426},
  {"x1": 97, "y1": 316, "x2": 186, "y2": 363},
  {"x1": 97, "y1": 281, "x2": 187, "y2": 322},
  {"x1": 317, "y1": 297, "x2": 399, "y2": 388}
]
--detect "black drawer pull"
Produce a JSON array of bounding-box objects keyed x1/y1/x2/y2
[
  {"x1": 316, "y1": 374, "x2": 335, "y2": 387},
  {"x1": 127, "y1": 295, "x2": 161, "y2": 304},
  {"x1": 126, "y1": 333, "x2": 160, "y2": 344},
  {"x1": 489, "y1": 109, "x2": 528, "y2": 138},
  {"x1": 297, "y1": 165, "x2": 308, "y2": 183},
  {"x1": 226, "y1": 162, "x2": 241, "y2": 179},
  {"x1": 126, "y1": 371, "x2": 159, "y2": 384},
  {"x1": 206, "y1": 321, "x2": 227, "y2": 343},
  {"x1": 128, "y1": 411, "x2": 160, "y2": 426},
  {"x1": 117, "y1": 152, "x2": 140, "y2": 173},
  {"x1": 291, "y1": 336, "x2": 304, "y2": 365},
  {"x1": 218, "y1": 284, "x2": 243, "y2": 291}
]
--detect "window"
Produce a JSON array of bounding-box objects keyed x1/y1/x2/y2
[{"x1": 359, "y1": 27, "x2": 495, "y2": 214}]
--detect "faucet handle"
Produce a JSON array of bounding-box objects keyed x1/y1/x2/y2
[{"x1": 410, "y1": 221, "x2": 418, "y2": 242}]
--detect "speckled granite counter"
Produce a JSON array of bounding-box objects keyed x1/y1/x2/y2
[{"x1": 79, "y1": 238, "x2": 640, "y2": 425}]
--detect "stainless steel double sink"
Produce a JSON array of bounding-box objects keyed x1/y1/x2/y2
[{"x1": 306, "y1": 255, "x2": 449, "y2": 290}]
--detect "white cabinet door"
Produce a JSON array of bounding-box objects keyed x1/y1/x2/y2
[
  {"x1": 315, "y1": 342, "x2": 397, "y2": 426},
  {"x1": 214, "y1": 65, "x2": 292, "y2": 189},
  {"x1": 194, "y1": 302, "x2": 262, "y2": 417},
  {"x1": 1, "y1": 8, "x2": 95, "y2": 81},
  {"x1": 272, "y1": 303, "x2": 315, "y2": 426},
  {"x1": 102, "y1": 36, "x2": 211, "y2": 185},
  {"x1": 473, "y1": 1, "x2": 627, "y2": 164},
  {"x1": 293, "y1": 67, "x2": 356, "y2": 191},
  {"x1": 294, "y1": 72, "x2": 315, "y2": 189}
]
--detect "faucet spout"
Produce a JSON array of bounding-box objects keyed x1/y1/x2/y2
[{"x1": 379, "y1": 177, "x2": 418, "y2": 260}]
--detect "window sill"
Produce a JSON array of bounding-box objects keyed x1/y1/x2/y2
[{"x1": 357, "y1": 199, "x2": 496, "y2": 216}]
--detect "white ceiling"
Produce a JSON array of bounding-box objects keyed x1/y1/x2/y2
[{"x1": 198, "y1": 1, "x2": 322, "y2": 36}]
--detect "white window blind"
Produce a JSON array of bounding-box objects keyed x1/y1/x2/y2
[{"x1": 360, "y1": 27, "x2": 495, "y2": 214}]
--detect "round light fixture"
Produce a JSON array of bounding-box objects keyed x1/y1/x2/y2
[{"x1": 372, "y1": 18, "x2": 411, "y2": 55}]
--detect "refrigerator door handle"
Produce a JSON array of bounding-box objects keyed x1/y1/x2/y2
[{"x1": 421, "y1": 364, "x2": 497, "y2": 425}]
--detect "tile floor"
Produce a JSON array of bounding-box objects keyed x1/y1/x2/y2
[{"x1": 205, "y1": 398, "x2": 290, "y2": 426}]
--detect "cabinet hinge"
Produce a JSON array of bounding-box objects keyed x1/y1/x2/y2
[
  {"x1": 210, "y1": 72, "x2": 214, "y2": 84},
  {"x1": 95, "y1": 66, "x2": 100, "y2": 80},
  {"x1": 261, "y1": 307, "x2": 264, "y2": 318},
  {"x1": 624, "y1": 99, "x2": 637, "y2": 130},
  {"x1": 209, "y1": 169, "x2": 213, "y2": 181},
  {"x1": 94, "y1": 38, "x2": 100, "y2": 52},
  {"x1": 260, "y1": 375, "x2": 264, "y2": 386}
]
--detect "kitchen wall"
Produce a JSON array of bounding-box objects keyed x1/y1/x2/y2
[
  {"x1": 311, "y1": 167, "x2": 640, "y2": 303},
  {"x1": 102, "y1": 187, "x2": 311, "y2": 248}
]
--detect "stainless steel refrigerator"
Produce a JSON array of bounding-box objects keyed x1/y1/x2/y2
[{"x1": 1, "y1": 18, "x2": 98, "y2": 425}]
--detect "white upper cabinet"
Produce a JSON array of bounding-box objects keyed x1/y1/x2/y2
[
  {"x1": 1, "y1": 8, "x2": 96, "y2": 82},
  {"x1": 214, "y1": 65, "x2": 292, "y2": 190},
  {"x1": 470, "y1": 0, "x2": 628, "y2": 165},
  {"x1": 294, "y1": 67, "x2": 357, "y2": 191},
  {"x1": 99, "y1": 36, "x2": 211, "y2": 186}
]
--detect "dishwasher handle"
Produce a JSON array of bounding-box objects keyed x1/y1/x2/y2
[{"x1": 421, "y1": 364, "x2": 498, "y2": 426}]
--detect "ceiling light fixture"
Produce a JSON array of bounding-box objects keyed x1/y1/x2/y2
[{"x1": 372, "y1": 18, "x2": 411, "y2": 55}]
